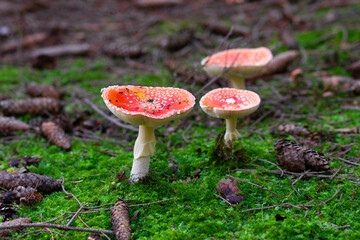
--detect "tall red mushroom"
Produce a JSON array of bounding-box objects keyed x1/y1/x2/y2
[
  {"x1": 101, "y1": 85, "x2": 195, "y2": 182},
  {"x1": 201, "y1": 47, "x2": 273, "y2": 89},
  {"x1": 200, "y1": 88, "x2": 260, "y2": 146}
]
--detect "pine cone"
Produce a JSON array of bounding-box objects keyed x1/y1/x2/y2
[
  {"x1": 111, "y1": 199, "x2": 131, "y2": 240},
  {"x1": 274, "y1": 139, "x2": 330, "y2": 172},
  {"x1": 20, "y1": 192, "x2": 43, "y2": 206},
  {"x1": 1, "y1": 186, "x2": 37, "y2": 204},
  {"x1": 41, "y1": 121, "x2": 71, "y2": 150},
  {"x1": 0, "y1": 98, "x2": 63, "y2": 116},
  {"x1": 25, "y1": 82, "x2": 61, "y2": 99},
  {"x1": 0, "y1": 170, "x2": 61, "y2": 194},
  {"x1": 0, "y1": 116, "x2": 31, "y2": 135}
]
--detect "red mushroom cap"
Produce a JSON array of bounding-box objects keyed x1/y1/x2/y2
[
  {"x1": 200, "y1": 88, "x2": 260, "y2": 119},
  {"x1": 101, "y1": 85, "x2": 195, "y2": 127},
  {"x1": 201, "y1": 47, "x2": 273, "y2": 77}
]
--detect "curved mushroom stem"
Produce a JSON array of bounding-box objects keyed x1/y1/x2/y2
[
  {"x1": 230, "y1": 75, "x2": 245, "y2": 89},
  {"x1": 131, "y1": 125, "x2": 156, "y2": 183},
  {"x1": 224, "y1": 118, "x2": 240, "y2": 147}
]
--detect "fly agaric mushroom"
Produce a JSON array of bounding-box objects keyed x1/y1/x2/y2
[
  {"x1": 201, "y1": 47, "x2": 273, "y2": 89},
  {"x1": 101, "y1": 85, "x2": 195, "y2": 182},
  {"x1": 200, "y1": 88, "x2": 260, "y2": 146}
]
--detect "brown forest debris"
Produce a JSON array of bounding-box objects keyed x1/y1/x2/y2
[
  {"x1": 41, "y1": 121, "x2": 71, "y2": 150},
  {"x1": 216, "y1": 179, "x2": 244, "y2": 205},
  {"x1": 0, "y1": 217, "x2": 32, "y2": 238},
  {"x1": 280, "y1": 28, "x2": 298, "y2": 49},
  {"x1": 335, "y1": 126, "x2": 360, "y2": 134},
  {"x1": 273, "y1": 124, "x2": 310, "y2": 136},
  {"x1": 0, "y1": 203, "x2": 17, "y2": 221},
  {"x1": 9, "y1": 156, "x2": 42, "y2": 167},
  {"x1": 321, "y1": 75, "x2": 360, "y2": 94},
  {"x1": 249, "y1": 50, "x2": 300, "y2": 80},
  {"x1": 202, "y1": 21, "x2": 250, "y2": 37},
  {"x1": 309, "y1": 0, "x2": 360, "y2": 11},
  {"x1": 111, "y1": 199, "x2": 131, "y2": 240},
  {"x1": 135, "y1": 0, "x2": 183, "y2": 8},
  {"x1": 0, "y1": 98, "x2": 63, "y2": 116},
  {"x1": 0, "y1": 116, "x2": 31, "y2": 135},
  {"x1": 0, "y1": 93, "x2": 7, "y2": 101},
  {"x1": 274, "y1": 139, "x2": 330, "y2": 172},
  {"x1": 1, "y1": 186, "x2": 43, "y2": 206},
  {"x1": 31, "y1": 43, "x2": 91, "y2": 58},
  {"x1": 32, "y1": 54, "x2": 57, "y2": 70},
  {"x1": 346, "y1": 61, "x2": 360, "y2": 79},
  {"x1": 0, "y1": 170, "x2": 61, "y2": 194},
  {"x1": 103, "y1": 43, "x2": 147, "y2": 58},
  {"x1": 0, "y1": 32, "x2": 48, "y2": 54},
  {"x1": 88, "y1": 233, "x2": 103, "y2": 240},
  {"x1": 26, "y1": 82, "x2": 61, "y2": 99},
  {"x1": 164, "y1": 58, "x2": 208, "y2": 84},
  {"x1": 161, "y1": 29, "x2": 194, "y2": 51},
  {"x1": 52, "y1": 114, "x2": 73, "y2": 133}
]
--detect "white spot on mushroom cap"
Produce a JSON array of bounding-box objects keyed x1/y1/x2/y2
[{"x1": 226, "y1": 98, "x2": 236, "y2": 104}]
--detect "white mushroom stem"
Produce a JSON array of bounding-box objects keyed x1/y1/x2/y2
[
  {"x1": 130, "y1": 125, "x2": 156, "y2": 182},
  {"x1": 224, "y1": 118, "x2": 240, "y2": 146},
  {"x1": 230, "y1": 75, "x2": 245, "y2": 89}
]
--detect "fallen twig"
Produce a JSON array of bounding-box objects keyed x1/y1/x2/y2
[
  {"x1": 320, "y1": 223, "x2": 351, "y2": 229},
  {"x1": 20, "y1": 229, "x2": 68, "y2": 239},
  {"x1": 255, "y1": 159, "x2": 284, "y2": 177},
  {"x1": 31, "y1": 43, "x2": 91, "y2": 58},
  {"x1": 128, "y1": 197, "x2": 177, "y2": 207},
  {"x1": 234, "y1": 168, "x2": 360, "y2": 180},
  {"x1": 337, "y1": 158, "x2": 360, "y2": 166},
  {"x1": 227, "y1": 175, "x2": 282, "y2": 198},
  {"x1": 0, "y1": 218, "x2": 32, "y2": 238},
  {"x1": 213, "y1": 193, "x2": 236, "y2": 207},
  {"x1": 290, "y1": 172, "x2": 307, "y2": 194},
  {"x1": 0, "y1": 223, "x2": 114, "y2": 235},
  {"x1": 82, "y1": 98, "x2": 138, "y2": 132},
  {"x1": 44, "y1": 197, "x2": 175, "y2": 224},
  {"x1": 241, "y1": 188, "x2": 342, "y2": 212}
]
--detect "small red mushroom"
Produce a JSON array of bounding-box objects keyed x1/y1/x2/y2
[
  {"x1": 200, "y1": 88, "x2": 260, "y2": 146},
  {"x1": 101, "y1": 85, "x2": 195, "y2": 182},
  {"x1": 201, "y1": 47, "x2": 273, "y2": 89}
]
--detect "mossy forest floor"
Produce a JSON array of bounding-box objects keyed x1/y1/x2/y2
[{"x1": 1, "y1": 1, "x2": 360, "y2": 239}]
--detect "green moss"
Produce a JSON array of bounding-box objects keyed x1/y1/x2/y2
[{"x1": 1, "y1": 23, "x2": 360, "y2": 240}]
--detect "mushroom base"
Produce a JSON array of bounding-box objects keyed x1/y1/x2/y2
[
  {"x1": 130, "y1": 156, "x2": 150, "y2": 183},
  {"x1": 224, "y1": 118, "x2": 240, "y2": 146}
]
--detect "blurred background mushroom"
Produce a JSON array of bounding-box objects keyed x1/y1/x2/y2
[{"x1": 201, "y1": 47, "x2": 273, "y2": 89}]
